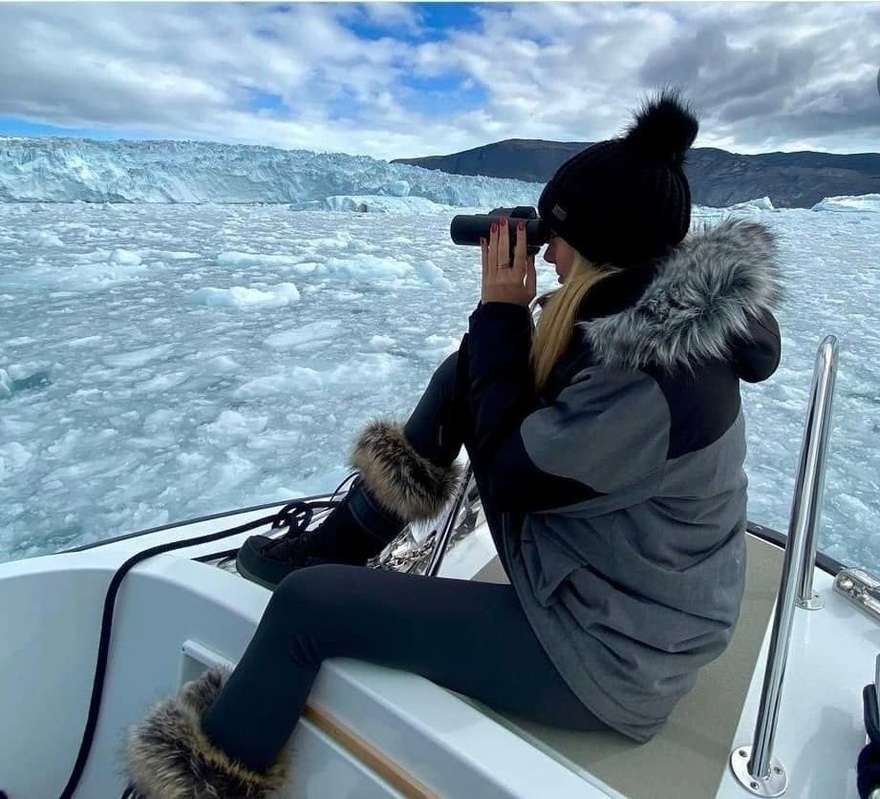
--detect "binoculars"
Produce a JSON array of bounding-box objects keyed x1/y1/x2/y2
[{"x1": 450, "y1": 206, "x2": 550, "y2": 255}]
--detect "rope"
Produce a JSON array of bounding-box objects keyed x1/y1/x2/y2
[{"x1": 58, "y1": 508, "x2": 287, "y2": 799}]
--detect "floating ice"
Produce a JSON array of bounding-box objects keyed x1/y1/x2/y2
[
  {"x1": 316, "y1": 195, "x2": 445, "y2": 214},
  {"x1": 323, "y1": 254, "x2": 412, "y2": 281},
  {"x1": 726, "y1": 197, "x2": 776, "y2": 211},
  {"x1": 108, "y1": 249, "x2": 142, "y2": 266},
  {"x1": 192, "y1": 282, "x2": 301, "y2": 308},
  {"x1": 263, "y1": 320, "x2": 342, "y2": 351},
  {"x1": 0, "y1": 189, "x2": 879, "y2": 576},
  {"x1": 811, "y1": 194, "x2": 880, "y2": 212},
  {"x1": 217, "y1": 252, "x2": 301, "y2": 268},
  {"x1": 103, "y1": 345, "x2": 174, "y2": 369},
  {"x1": 28, "y1": 231, "x2": 64, "y2": 246}
]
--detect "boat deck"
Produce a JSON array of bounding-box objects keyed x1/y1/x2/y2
[
  {"x1": 469, "y1": 535, "x2": 782, "y2": 799},
  {"x1": 210, "y1": 509, "x2": 787, "y2": 798},
  {"x1": 202, "y1": 498, "x2": 867, "y2": 798},
  {"x1": 3, "y1": 494, "x2": 872, "y2": 799}
]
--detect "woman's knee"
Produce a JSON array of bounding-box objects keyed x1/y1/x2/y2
[
  {"x1": 430, "y1": 351, "x2": 459, "y2": 393},
  {"x1": 264, "y1": 564, "x2": 379, "y2": 668},
  {"x1": 266, "y1": 563, "x2": 354, "y2": 623},
  {"x1": 412, "y1": 353, "x2": 458, "y2": 420},
  {"x1": 404, "y1": 352, "x2": 463, "y2": 464}
]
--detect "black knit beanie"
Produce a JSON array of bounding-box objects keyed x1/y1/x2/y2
[{"x1": 538, "y1": 89, "x2": 699, "y2": 268}]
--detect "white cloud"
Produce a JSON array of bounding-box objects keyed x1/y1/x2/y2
[
  {"x1": 357, "y1": 2, "x2": 422, "y2": 33},
  {"x1": 0, "y1": 2, "x2": 877, "y2": 159}
]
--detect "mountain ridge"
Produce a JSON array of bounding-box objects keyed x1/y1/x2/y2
[{"x1": 391, "y1": 139, "x2": 880, "y2": 208}]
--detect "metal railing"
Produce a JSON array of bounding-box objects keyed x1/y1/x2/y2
[
  {"x1": 795, "y1": 336, "x2": 839, "y2": 610},
  {"x1": 426, "y1": 465, "x2": 475, "y2": 577},
  {"x1": 730, "y1": 335, "x2": 839, "y2": 797}
]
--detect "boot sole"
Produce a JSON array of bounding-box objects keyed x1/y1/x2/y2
[{"x1": 234, "y1": 554, "x2": 281, "y2": 591}]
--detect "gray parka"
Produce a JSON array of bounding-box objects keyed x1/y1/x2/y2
[{"x1": 465, "y1": 219, "x2": 783, "y2": 741}]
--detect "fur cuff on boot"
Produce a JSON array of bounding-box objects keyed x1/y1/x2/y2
[
  {"x1": 124, "y1": 668, "x2": 290, "y2": 799},
  {"x1": 350, "y1": 419, "x2": 462, "y2": 521}
]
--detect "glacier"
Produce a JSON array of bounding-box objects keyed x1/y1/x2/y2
[
  {"x1": 0, "y1": 137, "x2": 542, "y2": 208},
  {"x1": 3, "y1": 136, "x2": 877, "y2": 217}
]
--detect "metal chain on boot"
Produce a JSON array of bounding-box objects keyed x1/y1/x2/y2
[
  {"x1": 368, "y1": 469, "x2": 481, "y2": 575},
  {"x1": 368, "y1": 529, "x2": 438, "y2": 574}
]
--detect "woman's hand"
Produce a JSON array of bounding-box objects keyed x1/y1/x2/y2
[{"x1": 481, "y1": 217, "x2": 537, "y2": 306}]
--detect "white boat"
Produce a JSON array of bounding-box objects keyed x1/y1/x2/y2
[{"x1": 2, "y1": 335, "x2": 876, "y2": 799}]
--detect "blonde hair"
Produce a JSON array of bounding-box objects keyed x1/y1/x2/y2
[{"x1": 530, "y1": 254, "x2": 618, "y2": 392}]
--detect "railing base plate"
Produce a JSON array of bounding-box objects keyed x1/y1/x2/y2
[
  {"x1": 730, "y1": 746, "x2": 787, "y2": 797},
  {"x1": 796, "y1": 590, "x2": 825, "y2": 610}
]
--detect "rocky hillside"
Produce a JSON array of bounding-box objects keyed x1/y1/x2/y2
[{"x1": 392, "y1": 140, "x2": 880, "y2": 208}]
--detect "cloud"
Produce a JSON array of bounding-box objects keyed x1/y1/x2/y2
[
  {"x1": 636, "y1": 3, "x2": 880, "y2": 151},
  {"x1": 0, "y1": 2, "x2": 877, "y2": 159}
]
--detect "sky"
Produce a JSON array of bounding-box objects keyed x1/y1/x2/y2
[{"x1": 0, "y1": 2, "x2": 878, "y2": 161}]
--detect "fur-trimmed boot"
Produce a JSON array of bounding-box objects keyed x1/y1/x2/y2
[
  {"x1": 123, "y1": 668, "x2": 290, "y2": 799},
  {"x1": 236, "y1": 419, "x2": 462, "y2": 588}
]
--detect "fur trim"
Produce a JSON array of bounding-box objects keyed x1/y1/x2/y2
[
  {"x1": 178, "y1": 667, "x2": 226, "y2": 716},
  {"x1": 124, "y1": 668, "x2": 290, "y2": 799},
  {"x1": 580, "y1": 219, "x2": 783, "y2": 371},
  {"x1": 350, "y1": 420, "x2": 462, "y2": 521}
]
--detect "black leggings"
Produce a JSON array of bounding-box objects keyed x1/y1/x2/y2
[
  {"x1": 201, "y1": 564, "x2": 608, "y2": 771},
  {"x1": 201, "y1": 350, "x2": 609, "y2": 770}
]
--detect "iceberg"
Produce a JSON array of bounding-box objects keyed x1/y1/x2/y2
[
  {"x1": 313, "y1": 195, "x2": 447, "y2": 214},
  {"x1": 810, "y1": 194, "x2": 880, "y2": 212},
  {"x1": 191, "y1": 282, "x2": 301, "y2": 309},
  {"x1": 726, "y1": 197, "x2": 775, "y2": 212}
]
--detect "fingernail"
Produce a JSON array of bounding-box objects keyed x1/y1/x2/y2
[
  {"x1": 518, "y1": 221, "x2": 525, "y2": 231},
  {"x1": 491, "y1": 223, "x2": 498, "y2": 233},
  {"x1": 499, "y1": 217, "x2": 507, "y2": 227}
]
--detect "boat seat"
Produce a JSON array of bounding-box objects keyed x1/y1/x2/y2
[{"x1": 469, "y1": 533, "x2": 783, "y2": 799}]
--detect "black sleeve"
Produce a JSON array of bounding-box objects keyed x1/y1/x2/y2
[
  {"x1": 465, "y1": 303, "x2": 603, "y2": 512},
  {"x1": 734, "y1": 309, "x2": 782, "y2": 383}
]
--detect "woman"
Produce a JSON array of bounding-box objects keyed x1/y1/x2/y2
[{"x1": 124, "y1": 90, "x2": 782, "y2": 798}]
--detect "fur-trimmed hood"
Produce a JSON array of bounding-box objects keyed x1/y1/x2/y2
[{"x1": 579, "y1": 219, "x2": 783, "y2": 373}]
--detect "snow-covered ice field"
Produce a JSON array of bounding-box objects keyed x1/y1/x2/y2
[{"x1": 1, "y1": 199, "x2": 878, "y2": 573}]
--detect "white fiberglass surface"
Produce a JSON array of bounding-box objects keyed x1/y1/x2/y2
[{"x1": 1, "y1": 195, "x2": 878, "y2": 572}]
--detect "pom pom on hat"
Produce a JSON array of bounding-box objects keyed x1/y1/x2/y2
[{"x1": 623, "y1": 89, "x2": 699, "y2": 166}]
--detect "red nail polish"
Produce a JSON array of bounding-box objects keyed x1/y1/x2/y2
[
  {"x1": 491, "y1": 223, "x2": 498, "y2": 233},
  {"x1": 499, "y1": 217, "x2": 507, "y2": 227},
  {"x1": 518, "y1": 221, "x2": 525, "y2": 231}
]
